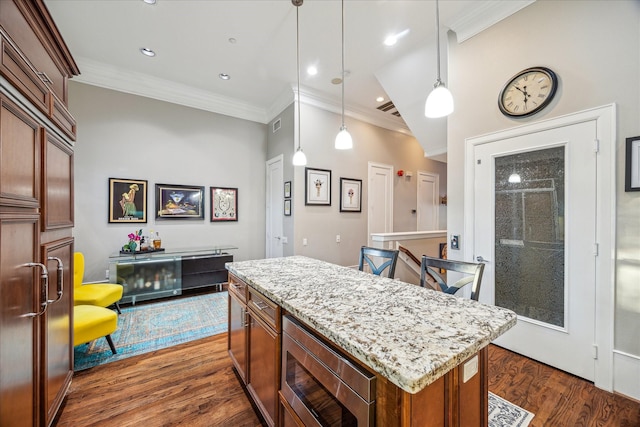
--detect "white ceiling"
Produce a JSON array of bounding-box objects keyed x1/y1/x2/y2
[{"x1": 44, "y1": 0, "x2": 534, "y2": 145}]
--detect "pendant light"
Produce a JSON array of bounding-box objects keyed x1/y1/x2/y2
[
  {"x1": 334, "y1": 0, "x2": 353, "y2": 150},
  {"x1": 292, "y1": 0, "x2": 307, "y2": 166},
  {"x1": 424, "y1": 0, "x2": 454, "y2": 118}
]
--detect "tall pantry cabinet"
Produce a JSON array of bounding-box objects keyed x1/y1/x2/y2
[{"x1": 0, "y1": 1, "x2": 79, "y2": 426}]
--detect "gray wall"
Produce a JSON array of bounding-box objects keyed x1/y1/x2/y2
[
  {"x1": 289, "y1": 104, "x2": 447, "y2": 267},
  {"x1": 70, "y1": 83, "x2": 268, "y2": 281},
  {"x1": 446, "y1": 0, "x2": 640, "y2": 357}
]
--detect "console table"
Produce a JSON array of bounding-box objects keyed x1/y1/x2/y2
[{"x1": 109, "y1": 246, "x2": 236, "y2": 304}]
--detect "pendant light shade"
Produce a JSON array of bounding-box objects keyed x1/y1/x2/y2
[
  {"x1": 292, "y1": 146, "x2": 307, "y2": 166},
  {"x1": 425, "y1": 82, "x2": 454, "y2": 118},
  {"x1": 335, "y1": 125, "x2": 353, "y2": 150},
  {"x1": 335, "y1": 0, "x2": 353, "y2": 150},
  {"x1": 425, "y1": 0, "x2": 454, "y2": 119},
  {"x1": 292, "y1": 0, "x2": 307, "y2": 166}
]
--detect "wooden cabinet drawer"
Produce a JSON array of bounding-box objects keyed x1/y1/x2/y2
[
  {"x1": 228, "y1": 274, "x2": 247, "y2": 304},
  {"x1": 0, "y1": 34, "x2": 50, "y2": 114},
  {"x1": 0, "y1": 0, "x2": 69, "y2": 105},
  {"x1": 248, "y1": 287, "x2": 280, "y2": 332}
]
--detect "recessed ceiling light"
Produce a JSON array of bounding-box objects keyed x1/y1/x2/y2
[
  {"x1": 307, "y1": 66, "x2": 318, "y2": 76},
  {"x1": 376, "y1": 96, "x2": 385, "y2": 102},
  {"x1": 384, "y1": 29, "x2": 410, "y2": 46},
  {"x1": 228, "y1": 38, "x2": 237, "y2": 44},
  {"x1": 142, "y1": 0, "x2": 156, "y2": 4},
  {"x1": 140, "y1": 48, "x2": 156, "y2": 57},
  {"x1": 219, "y1": 73, "x2": 230, "y2": 80}
]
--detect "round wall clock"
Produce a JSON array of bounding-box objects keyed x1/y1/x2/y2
[{"x1": 498, "y1": 66, "x2": 558, "y2": 118}]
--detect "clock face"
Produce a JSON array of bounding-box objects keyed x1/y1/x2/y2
[{"x1": 499, "y1": 67, "x2": 558, "y2": 117}]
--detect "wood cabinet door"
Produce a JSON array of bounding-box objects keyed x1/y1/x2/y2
[
  {"x1": 0, "y1": 213, "x2": 41, "y2": 427},
  {"x1": 228, "y1": 291, "x2": 247, "y2": 383},
  {"x1": 247, "y1": 312, "x2": 279, "y2": 427},
  {"x1": 42, "y1": 130, "x2": 73, "y2": 231},
  {"x1": 41, "y1": 238, "x2": 73, "y2": 426},
  {"x1": 0, "y1": 94, "x2": 41, "y2": 208}
]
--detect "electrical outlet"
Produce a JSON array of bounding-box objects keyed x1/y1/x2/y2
[
  {"x1": 336, "y1": 235, "x2": 341, "y2": 243},
  {"x1": 303, "y1": 238, "x2": 308, "y2": 246},
  {"x1": 282, "y1": 236, "x2": 288, "y2": 244},
  {"x1": 105, "y1": 269, "x2": 110, "y2": 280}
]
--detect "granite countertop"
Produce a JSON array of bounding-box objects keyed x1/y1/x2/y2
[{"x1": 226, "y1": 256, "x2": 516, "y2": 394}]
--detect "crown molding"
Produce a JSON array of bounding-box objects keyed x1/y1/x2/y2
[
  {"x1": 449, "y1": 0, "x2": 536, "y2": 43},
  {"x1": 72, "y1": 57, "x2": 269, "y2": 123}
]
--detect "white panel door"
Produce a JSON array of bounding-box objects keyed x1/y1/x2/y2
[
  {"x1": 367, "y1": 163, "x2": 393, "y2": 246},
  {"x1": 417, "y1": 171, "x2": 439, "y2": 231},
  {"x1": 266, "y1": 155, "x2": 283, "y2": 258},
  {"x1": 473, "y1": 121, "x2": 597, "y2": 381}
]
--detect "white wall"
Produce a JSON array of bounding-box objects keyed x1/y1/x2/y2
[
  {"x1": 70, "y1": 83, "x2": 268, "y2": 281},
  {"x1": 446, "y1": 0, "x2": 640, "y2": 398},
  {"x1": 290, "y1": 104, "x2": 447, "y2": 267}
]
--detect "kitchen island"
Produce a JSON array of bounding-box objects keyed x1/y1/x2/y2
[{"x1": 226, "y1": 256, "x2": 516, "y2": 427}]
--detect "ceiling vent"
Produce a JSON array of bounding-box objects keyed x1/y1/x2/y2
[
  {"x1": 272, "y1": 118, "x2": 281, "y2": 133},
  {"x1": 377, "y1": 101, "x2": 401, "y2": 117}
]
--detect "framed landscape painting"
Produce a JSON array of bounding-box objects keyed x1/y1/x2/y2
[
  {"x1": 108, "y1": 178, "x2": 147, "y2": 223},
  {"x1": 210, "y1": 187, "x2": 238, "y2": 221},
  {"x1": 156, "y1": 184, "x2": 204, "y2": 220}
]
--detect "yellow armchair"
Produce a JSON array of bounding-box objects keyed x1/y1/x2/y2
[{"x1": 74, "y1": 252, "x2": 123, "y2": 314}]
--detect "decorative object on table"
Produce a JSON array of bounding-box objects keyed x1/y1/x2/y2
[
  {"x1": 339, "y1": 177, "x2": 362, "y2": 212},
  {"x1": 108, "y1": 178, "x2": 147, "y2": 223},
  {"x1": 210, "y1": 187, "x2": 238, "y2": 221},
  {"x1": 498, "y1": 66, "x2": 558, "y2": 118},
  {"x1": 284, "y1": 181, "x2": 291, "y2": 198},
  {"x1": 122, "y1": 229, "x2": 143, "y2": 252},
  {"x1": 284, "y1": 199, "x2": 291, "y2": 216},
  {"x1": 625, "y1": 136, "x2": 640, "y2": 191},
  {"x1": 305, "y1": 167, "x2": 331, "y2": 205},
  {"x1": 156, "y1": 183, "x2": 204, "y2": 220}
]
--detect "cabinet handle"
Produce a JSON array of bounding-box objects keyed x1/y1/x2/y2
[
  {"x1": 46, "y1": 256, "x2": 64, "y2": 304},
  {"x1": 253, "y1": 300, "x2": 269, "y2": 311},
  {"x1": 21, "y1": 262, "x2": 49, "y2": 317},
  {"x1": 241, "y1": 308, "x2": 250, "y2": 327},
  {"x1": 36, "y1": 71, "x2": 52, "y2": 84}
]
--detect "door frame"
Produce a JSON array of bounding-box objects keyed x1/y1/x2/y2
[
  {"x1": 265, "y1": 154, "x2": 284, "y2": 258},
  {"x1": 463, "y1": 104, "x2": 616, "y2": 392}
]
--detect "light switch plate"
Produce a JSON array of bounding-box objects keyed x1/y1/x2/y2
[{"x1": 463, "y1": 355, "x2": 478, "y2": 383}]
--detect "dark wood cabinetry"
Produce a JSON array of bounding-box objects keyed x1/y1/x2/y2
[
  {"x1": 228, "y1": 274, "x2": 281, "y2": 427},
  {"x1": 0, "y1": 1, "x2": 78, "y2": 426}
]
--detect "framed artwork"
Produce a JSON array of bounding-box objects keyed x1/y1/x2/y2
[
  {"x1": 625, "y1": 136, "x2": 640, "y2": 192},
  {"x1": 210, "y1": 187, "x2": 238, "y2": 222},
  {"x1": 156, "y1": 183, "x2": 204, "y2": 220},
  {"x1": 305, "y1": 167, "x2": 331, "y2": 206},
  {"x1": 284, "y1": 199, "x2": 291, "y2": 216},
  {"x1": 108, "y1": 178, "x2": 147, "y2": 223},
  {"x1": 284, "y1": 181, "x2": 291, "y2": 199},
  {"x1": 339, "y1": 177, "x2": 362, "y2": 212}
]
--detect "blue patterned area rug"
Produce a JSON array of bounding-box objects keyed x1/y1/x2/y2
[
  {"x1": 74, "y1": 291, "x2": 228, "y2": 371},
  {"x1": 489, "y1": 392, "x2": 535, "y2": 427}
]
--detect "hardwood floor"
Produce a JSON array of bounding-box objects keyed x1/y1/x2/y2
[
  {"x1": 488, "y1": 345, "x2": 640, "y2": 426},
  {"x1": 54, "y1": 335, "x2": 640, "y2": 427}
]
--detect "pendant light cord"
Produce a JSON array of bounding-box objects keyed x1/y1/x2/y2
[
  {"x1": 296, "y1": 4, "x2": 301, "y2": 150},
  {"x1": 341, "y1": 0, "x2": 346, "y2": 125},
  {"x1": 434, "y1": 0, "x2": 442, "y2": 85}
]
